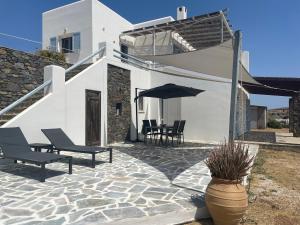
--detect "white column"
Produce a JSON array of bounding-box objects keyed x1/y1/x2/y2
[{"x1": 44, "y1": 65, "x2": 66, "y2": 94}]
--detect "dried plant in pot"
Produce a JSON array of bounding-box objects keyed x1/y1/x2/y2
[{"x1": 204, "y1": 140, "x2": 254, "y2": 225}]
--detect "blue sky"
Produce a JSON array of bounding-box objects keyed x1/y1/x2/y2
[{"x1": 0, "y1": 0, "x2": 299, "y2": 109}]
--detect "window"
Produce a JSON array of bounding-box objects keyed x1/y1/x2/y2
[
  {"x1": 61, "y1": 37, "x2": 73, "y2": 53},
  {"x1": 116, "y1": 103, "x2": 122, "y2": 116},
  {"x1": 138, "y1": 96, "x2": 144, "y2": 112},
  {"x1": 49, "y1": 37, "x2": 57, "y2": 52},
  {"x1": 73, "y1": 33, "x2": 81, "y2": 53}
]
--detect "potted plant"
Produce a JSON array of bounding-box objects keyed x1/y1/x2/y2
[{"x1": 205, "y1": 140, "x2": 254, "y2": 225}]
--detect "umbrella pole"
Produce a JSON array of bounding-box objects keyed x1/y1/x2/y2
[
  {"x1": 161, "y1": 99, "x2": 164, "y2": 124},
  {"x1": 135, "y1": 88, "x2": 139, "y2": 142}
]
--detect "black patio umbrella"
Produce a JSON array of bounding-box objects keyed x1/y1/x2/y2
[
  {"x1": 134, "y1": 83, "x2": 204, "y2": 141},
  {"x1": 135, "y1": 83, "x2": 204, "y2": 100}
]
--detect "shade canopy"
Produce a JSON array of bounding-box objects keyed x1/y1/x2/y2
[
  {"x1": 135, "y1": 83, "x2": 204, "y2": 100},
  {"x1": 139, "y1": 40, "x2": 259, "y2": 85},
  {"x1": 242, "y1": 77, "x2": 300, "y2": 97}
]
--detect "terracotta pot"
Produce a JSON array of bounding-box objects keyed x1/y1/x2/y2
[{"x1": 205, "y1": 177, "x2": 248, "y2": 225}]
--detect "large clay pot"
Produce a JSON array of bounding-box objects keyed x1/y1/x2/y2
[{"x1": 205, "y1": 177, "x2": 248, "y2": 225}]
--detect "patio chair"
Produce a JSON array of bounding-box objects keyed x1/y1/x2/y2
[
  {"x1": 141, "y1": 120, "x2": 152, "y2": 144},
  {"x1": 166, "y1": 120, "x2": 180, "y2": 146},
  {"x1": 150, "y1": 119, "x2": 160, "y2": 143},
  {"x1": 178, "y1": 120, "x2": 186, "y2": 144},
  {"x1": 0, "y1": 127, "x2": 72, "y2": 182},
  {"x1": 41, "y1": 128, "x2": 112, "y2": 168}
]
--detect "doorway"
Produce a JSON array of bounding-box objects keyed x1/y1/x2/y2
[{"x1": 86, "y1": 90, "x2": 101, "y2": 146}]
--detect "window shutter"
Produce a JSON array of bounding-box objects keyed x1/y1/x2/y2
[
  {"x1": 50, "y1": 37, "x2": 57, "y2": 51},
  {"x1": 73, "y1": 32, "x2": 81, "y2": 52}
]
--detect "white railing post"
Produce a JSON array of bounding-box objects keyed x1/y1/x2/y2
[{"x1": 44, "y1": 65, "x2": 66, "y2": 95}]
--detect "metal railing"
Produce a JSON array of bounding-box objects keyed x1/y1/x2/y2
[
  {"x1": 0, "y1": 46, "x2": 106, "y2": 118},
  {"x1": 66, "y1": 46, "x2": 106, "y2": 73},
  {"x1": 113, "y1": 49, "x2": 151, "y2": 67},
  {"x1": 0, "y1": 80, "x2": 52, "y2": 117}
]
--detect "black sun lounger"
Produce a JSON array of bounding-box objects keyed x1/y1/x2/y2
[
  {"x1": 0, "y1": 127, "x2": 72, "y2": 182},
  {"x1": 41, "y1": 128, "x2": 112, "y2": 168}
]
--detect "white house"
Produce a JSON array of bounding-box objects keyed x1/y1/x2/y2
[{"x1": 1, "y1": 0, "x2": 257, "y2": 146}]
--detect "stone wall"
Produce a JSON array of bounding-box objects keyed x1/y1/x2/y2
[
  {"x1": 292, "y1": 93, "x2": 300, "y2": 137},
  {"x1": 236, "y1": 88, "x2": 250, "y2": 138},
  {"x1": 0, "y1": 46, "x2": 68, "y2": 110},
  {"x1": 289, "y1": 98, "x2": 294, "y2": 133},
  {"x1": 107, "y1": 64, "x2": 131, "y2": 144}
]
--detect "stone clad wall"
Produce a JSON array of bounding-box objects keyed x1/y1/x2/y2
[
  {"x1": 236, "y1": 88, "x2": 250, "y2": 138},
  {"x1": 292, "y1": 94, "x2": 300, "y2": 137},
  {"x1": 289, "y1": 98, "x2": 294, "y2": 133},
  {"x1": 0, "y1": 46, "x2": 68, "y2": 110},
  {"x1": 107, "y1": 64, "x2": 131, "y2": 144}
]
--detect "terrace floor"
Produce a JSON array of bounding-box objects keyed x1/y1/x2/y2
[{"x1": 0, "y1": 143, "x2": 258, "y2": 225}]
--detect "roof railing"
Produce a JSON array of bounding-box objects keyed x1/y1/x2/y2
[
  {"x1": 113, "y1": 49, "x2": 151, "y2": 67},
  {"x1": 113, "y1": 54, "x2": 150, "y2": 70},
  {"x1": 113, "y1": 49, "x2": 163, "y2": 69}
]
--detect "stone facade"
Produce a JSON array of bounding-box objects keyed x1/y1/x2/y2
[
  {"x1": 292, "y1": 93, "x2": 300, "y2": 137},
  {"x1": 289, "y1": 98, "x2": 294, "y2": 133},
  {"x1": 107, "y1": 64, "x2": 131, "y2": 144},
  {"x1": 0, "y1": 46, "x2": 68, "y2": 110},
  {"x1": 236, "y1": 88, "x2": 250, "y2": 138}
]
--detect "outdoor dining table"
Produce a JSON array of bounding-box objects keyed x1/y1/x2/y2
[{"x1": 150, "y1": 124, "x2": 173, "y2": 145}]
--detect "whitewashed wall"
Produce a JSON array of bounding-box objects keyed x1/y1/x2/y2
[
  {"x1": 64, "y1": 59, "x2": 108, "y2": 145},
  {"x1": 91, "y1": 0, "x2": 133, "y2": 54},
  {"x1": 43, "y1": 0, "x2": 133, "y2": 64},
  {"x1": 2, "y1": 66, "x2": 67, "y2": 143},
  {"x1": 3, "y1": 54, "x2": 232, "y2": 145},
  {"x1": 148, "y1": 68, "x2": 232, "y2": 143},
  {"x1": 42, "y1": 0, "x2": 93, "y2": 63}
]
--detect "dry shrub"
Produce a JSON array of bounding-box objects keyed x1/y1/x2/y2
[{"x1": 205, "y1": 141, "x2": 254, "y2": 182}]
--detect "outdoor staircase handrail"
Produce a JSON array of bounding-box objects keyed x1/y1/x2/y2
[
  {"x1": 65, "y1": 46, "x2": 106, "y2": 74},
  {"x1": 0, "y1": 80, "x2": 52, "y2": 116},
  {"x1": 0, "y1": 47, "x2": 106, "y2": 118}
]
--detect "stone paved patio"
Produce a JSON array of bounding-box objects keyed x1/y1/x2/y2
[{"x1": 0, "y1": 143, "x2": 258, "y2": 225}]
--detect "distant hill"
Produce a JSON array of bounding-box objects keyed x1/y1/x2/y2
[{"x1": 268, "y1": 107, "x2": 289, "y2": 120}]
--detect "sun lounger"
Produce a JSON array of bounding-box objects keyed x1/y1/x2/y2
[
  {"x1": 0, "y1": 127, "x2": 72, "y2": 182},
  {"x1": 41, "y1": 128, "x2": 112, "y2": 168}
]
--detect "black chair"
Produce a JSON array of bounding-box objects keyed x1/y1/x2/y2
[
  {"x1": 0, "y1": 127, "x2": 72, "y2": 182},
  {"x1": 166, "y1": 120, "x2": 180, "y2": 146},
  {"x1": 150, "y1": 119, "x2": 160, "y2": 143},
  {"x1": 141, "y1": 120, "x2": 152, "y2": 144},
  {"x1": 178, "y1": 120, "x2": 186, "y2": 144},
  {"x1": 42, "y1": 128, "x2": 112, "y2": 168}
]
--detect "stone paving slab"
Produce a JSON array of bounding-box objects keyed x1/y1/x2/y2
[{"x1": 0, "y1": 143, "x2": 259, "y2": 225}]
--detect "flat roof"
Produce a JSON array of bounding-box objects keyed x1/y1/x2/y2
[{"x1": 122, "y1": 10, "x2": 233, "y2": 50}]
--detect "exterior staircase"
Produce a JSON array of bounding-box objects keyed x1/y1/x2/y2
[
  {"x1": 0, "y1": 63, "x2": 92, "y2": 126},
  {"x1": 65, "y1": 63, "x2": 92, "y2": 81}
]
